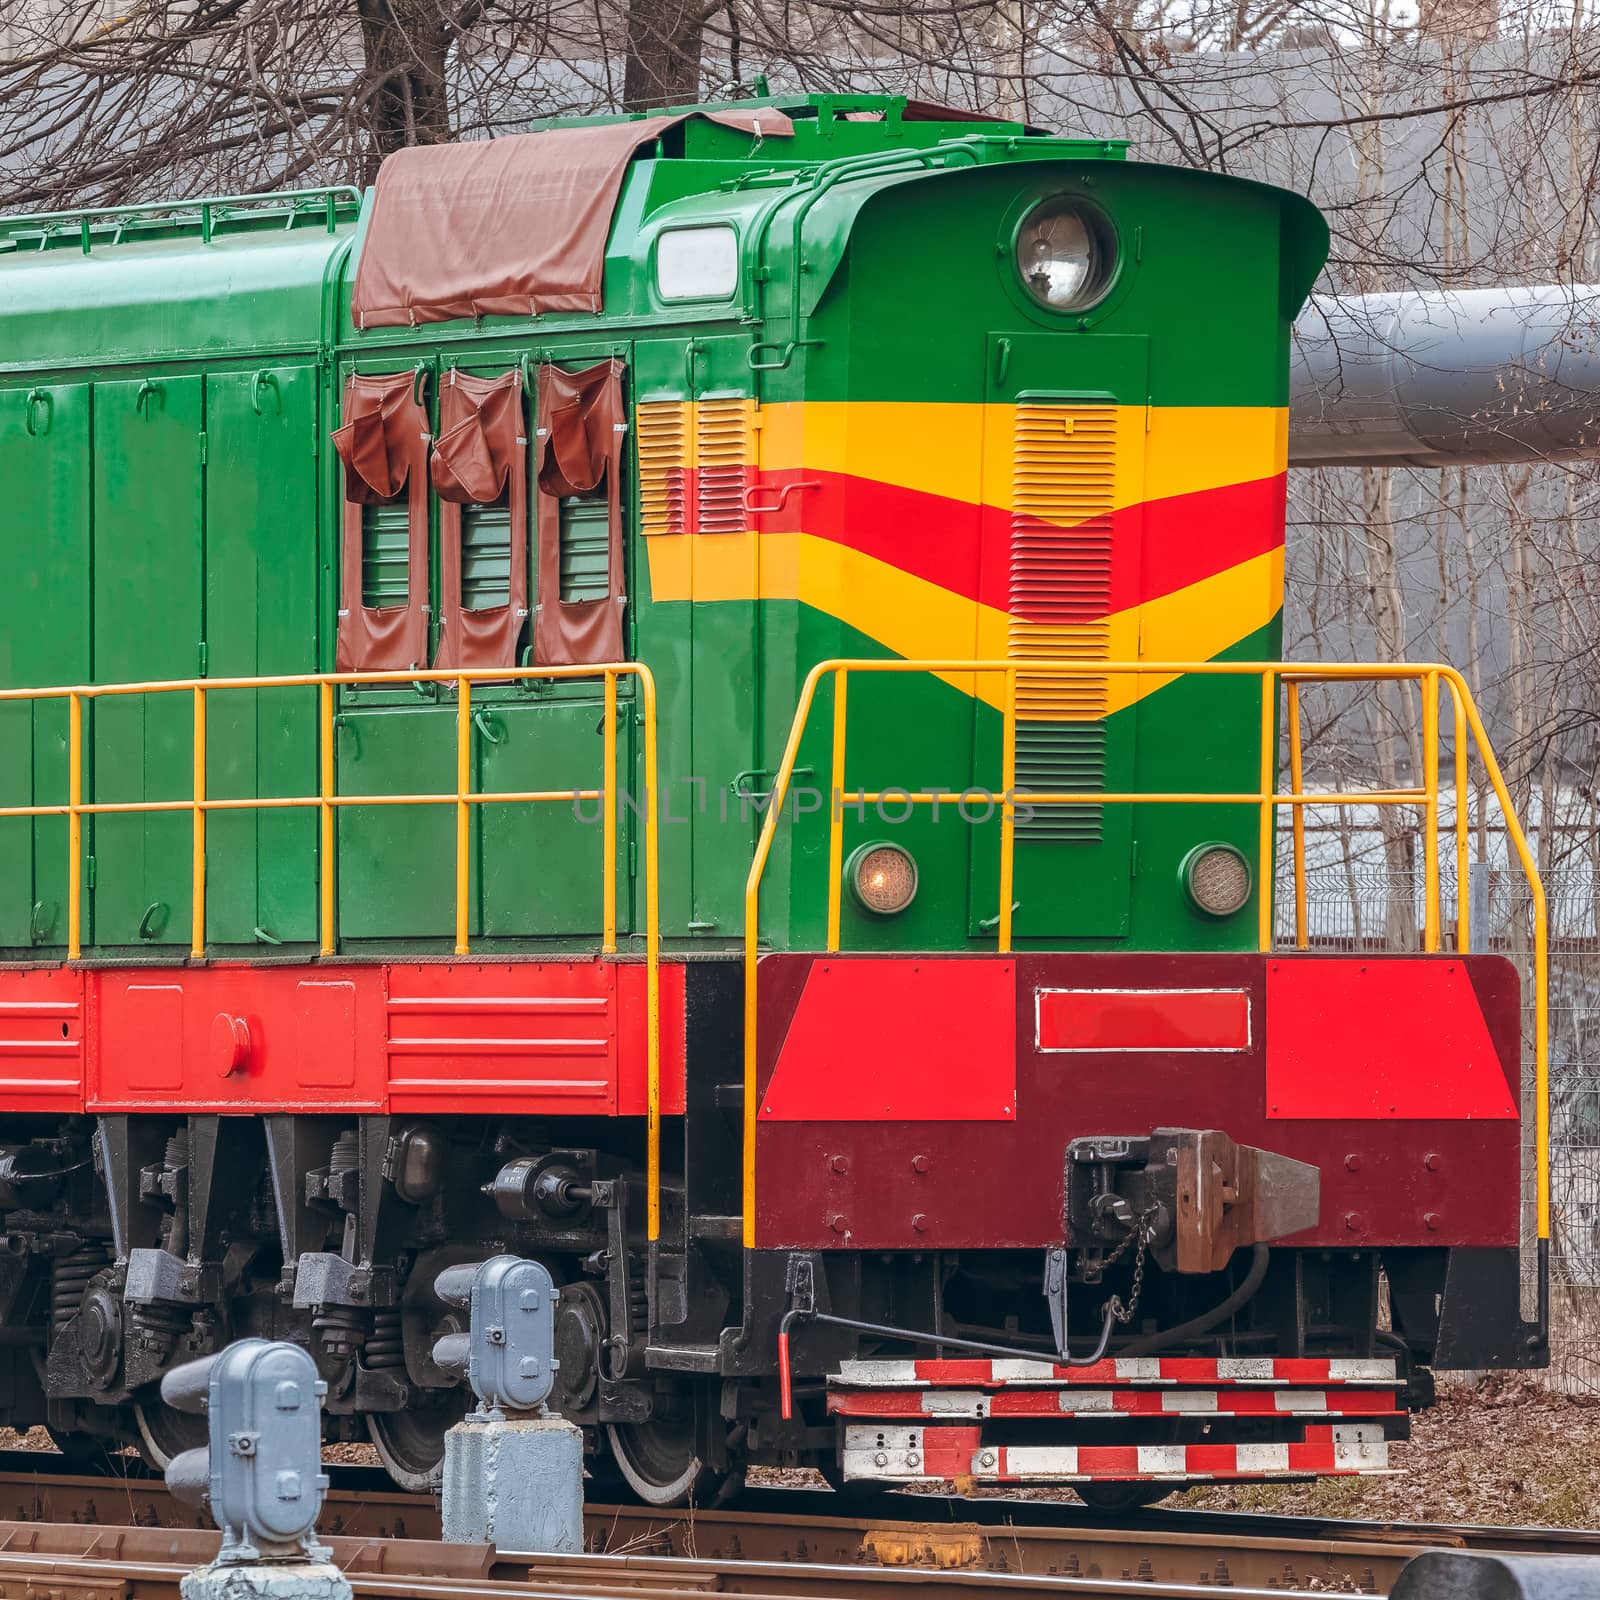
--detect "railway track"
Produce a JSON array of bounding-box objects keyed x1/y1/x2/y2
[{"x1": 0, "y1": 1451, "x2": 1585, "y2": 1599}]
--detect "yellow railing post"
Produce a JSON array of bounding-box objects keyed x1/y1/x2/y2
[
  {"x1": 1287, "y1": 680, "x2": 1307, "y2": 950},
  {"x1": 1422, "y1": 670, "x2": 1440, "y2": 953},
  {"x1": 67, "y1": 692, "x2": 82, "y2": 962},
  {"x1": 455, "y1": 678, "x2": 471, "y2": 958},
  {"x1": 998, "y1": 665, "x2": 1017, "y2": 954},
  {"x1": 826, "y1": 669, "x2": 848, "y2": 953},
  {"x1": 641, "y1": 667, "x2": 662, "y2": 1243},
  {"x1": 319, "y1": 680, "x2": 336, "y2": 957},
  {"x1": 1452, "y1": 684, "x2": 1470, "y2": 953},
  {"x1": 602, "y1": 670, "x2": 617, "y2": 955},
  {"x1": 1257, "y1": 668, "x2": 1276, "y2": 953},
  {"x1": 191, "y1": 686, "x2": 206, "y2": 960},
  {"x1": 1442, "y1": 668, "x2": 1549, "y2": 1242}
]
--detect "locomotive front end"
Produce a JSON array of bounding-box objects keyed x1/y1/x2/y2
[{"x1": 737, "y1": 143, "x2": 1545, "y2": 1492}]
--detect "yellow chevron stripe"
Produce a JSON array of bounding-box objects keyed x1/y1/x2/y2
[{"x1": 645, "y1": 530, "x2": 1282, "y2": 717}]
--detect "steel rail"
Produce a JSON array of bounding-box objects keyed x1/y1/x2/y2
[{"x1": 2, "y1": 1460, "x2": 1598, "y2": 1594}]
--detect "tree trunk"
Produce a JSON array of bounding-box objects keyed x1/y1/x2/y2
[
  {"x1": 355, "y1": 0, "x2": 456, "y2": 181},
  {"x1": 623, "y1": 0, "x2": 705, "y2": 112}
]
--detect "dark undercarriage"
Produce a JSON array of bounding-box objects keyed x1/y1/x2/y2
[{"x1": 0, "y1": 1103, "x2": 1542, "y2": 1503}]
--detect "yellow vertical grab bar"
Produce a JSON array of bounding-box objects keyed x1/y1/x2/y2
[
  {"x1": 1452, "y1": 685, "x2": 1470, "y2": 952},
  {"x1": 67, "y1": 693, "x2": 82, "y2": 961},
  {"x1": 998, "y1": 665, "x2": 1017, "y2": 954},
  {"x1": 826, "y1": 670, "x2": 848, "y2": 953},
  {"x1": 1257, "y1": 668, "x2": 1276, "y2": 952},
  {"x1": 1442, "y1": 668, "x2": 1548, "y2": 1239},
  {"x1": 1287, "y1": 681, "x2": 1307, "y2": 950},
  {"x1": 1421, "y1": 671, "x2": 1440, "y2": 953},
  {"x1": 319, "y1": 680, "x2": 336, "y2": 958},
  {"x1": 191, "y1": 686, "x2": 207, "y2": 960},
  {"x1": 602, "y1": 671, "x2": 617, "y2": 955},
  {"x1": 641, "y1": 668, "x2": 662, "y2": 1242},
  {"x1": 455, "y1": 678, "x2": 471, "y2": 957}
]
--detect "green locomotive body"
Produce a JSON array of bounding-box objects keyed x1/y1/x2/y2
[{"x1": 0, "y1": 95, "x2": 1543, "y2": 1502}]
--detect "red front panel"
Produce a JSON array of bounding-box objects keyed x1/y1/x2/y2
[
  {"x1": 0, "y1": 967, "x2": 86, "y2": 1112},
  {"x1": 0, "y1": 959, "x2": 685, "y2": 1117},
  {"x1": 753, "y1": 951, "x2": 1522, "y2": 1252}
]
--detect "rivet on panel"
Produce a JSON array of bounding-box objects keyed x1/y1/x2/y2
[
  {"x1": 1424, "y1": 1152, "x2": 1441, "y2": 1172},
  {"x1": 829, "y1": 1154, "x2": 849, "y2": 1175},
  {"x1": 1425, "y1": 1212, "x2": 1441, "y2": 1231},
  {"x1": 911, "y1": 1154, "x2": 931, "y2": 1174},
  {"x1": 1344, "y1": 1213, "x2": 1363, "y2": 1232},
  {"x1": 1344, "y1": 1154, "x2": 1361, "y2": 1172},
  {"x1": 830, "y1": 1214, "x2": 849, "y2": 1234},
  {"x1": 912, "y1": 1214, "x2": 928, "y2": 1232}
]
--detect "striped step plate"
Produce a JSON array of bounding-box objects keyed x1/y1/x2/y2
[
  {"x1": 829, "y1": 1386, "x2": 1401, "y2": 1420},
  {"x1": 841, "y1": 1423, "x2": 1392, "y2": 1485},
  {"x1": 831, "y1": 1355, "x2": 1398, "y2": 1389}
]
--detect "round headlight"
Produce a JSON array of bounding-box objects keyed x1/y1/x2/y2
[
  {"x1": 846, "y1": 841, "x2": 919, "y2": 917},
  {"x1": 1181, "y1": 843, "x2": 1253, "y2": 918},
  {"x1": 1015, "y1": 197, "x2": 1115, "y2": 313}
]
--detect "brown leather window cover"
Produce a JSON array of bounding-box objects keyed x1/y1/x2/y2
[
  {"x1": 332, "y1": 371, "x2": 430, "y2": 673},
  {"x1": 535, "y1": 360, "x2": 625, "y2": 666},
  {"x1": 433, "y1": 369, "x2": 527, "y2": 670},
  {"x1": 349, "y1": 109, "x2": 793, "y2": 328}
]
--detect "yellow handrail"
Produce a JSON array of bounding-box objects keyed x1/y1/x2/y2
[
  {"x1": 0, "y1": 663, "x2": 665, "y2": 1242},
  {"x1": 742, "y1": 658, "x2": 1548, "y2": 1249}
]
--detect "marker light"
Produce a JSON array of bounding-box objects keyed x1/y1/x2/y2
[
  {"x1": 846, "y1": 841, "x2": 919, "y2": 916},
  {"x1": 1016, "y1": 198, "x2": 1115, "y2": 313},
  {"x1": 1181, "y1": 843, "x2": 1253, "y2": 918}
]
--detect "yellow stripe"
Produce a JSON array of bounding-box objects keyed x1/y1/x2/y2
[{"x1": 751, "y1": 401, "x2": 1285, "y2": 513}]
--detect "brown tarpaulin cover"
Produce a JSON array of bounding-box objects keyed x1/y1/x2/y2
[
  {"x1": 535, "y1": 360, "x2": 625, "y2": 666},
  {"x1": 333, "y1": 371, "x2": 430, "y2": 672},
  {"x1": 433, "y1": 368, "x2": 528, "y2": 670},
  {"x1": 350, "y1": 109, "x2": 794, "y2": 327}
]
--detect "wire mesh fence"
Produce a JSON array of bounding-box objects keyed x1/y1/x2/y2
[{"x1": 1277, "y1": 830, "x2": 1600, "y2": 1389}]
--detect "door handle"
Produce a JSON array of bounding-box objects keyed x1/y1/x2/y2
[
  {"x1": 138, "y1": 902, "x2": 167, "y2": 941},
  {"x1": 995, "y1": 337, "x2": 1012, "y2": 386}
]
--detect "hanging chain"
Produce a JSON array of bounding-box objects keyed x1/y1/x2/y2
[{"x1": 1104, "y1": 1208, "x2": 1158, "y2": 1327}]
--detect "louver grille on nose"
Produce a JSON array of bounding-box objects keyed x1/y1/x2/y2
[{"x1": 1008, "y1": 404, "x2": 1117, "y2": 842}]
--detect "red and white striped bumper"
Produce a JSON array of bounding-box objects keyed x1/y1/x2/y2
[{"x1": 830, "y1": 1356, "x2": 1401, "y2": 1485}]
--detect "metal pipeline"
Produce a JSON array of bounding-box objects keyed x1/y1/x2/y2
[{"x1": 1289, "y1": 283, "x2": 1600, "y2": 467}]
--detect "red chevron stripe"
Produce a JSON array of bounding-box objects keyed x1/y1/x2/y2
[{"x1": 698, "y1": 467, "x2": 1287, "y2": 620}]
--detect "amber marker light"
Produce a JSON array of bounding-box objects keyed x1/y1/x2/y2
[
  {"x1": 845, "y1": 841, "x2": 919, "y2": 916},
  {"x1": 1180, "y1": 842, "x2": 1253, "y2": 918}
]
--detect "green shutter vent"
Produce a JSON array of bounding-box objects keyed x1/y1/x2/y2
[
  {"x1": 461, "y1": 498, "x2": 512, "y2": 611},
  {"x1": 559, "y1": 496, "x2": 610, "y2": 602},
  {"x1": 361, "y1": 502, "x2": 410, "y2": 608},
  {"x1": 1016, "y1": 722, "x2": 1105, "y2": 842}
]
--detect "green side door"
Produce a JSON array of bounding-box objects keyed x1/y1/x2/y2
[
  {"x1": 0, "y1": 384, "x2": 91, "y2": 951},
  {"x1": 93, "y1": 375, "x2": 204, "y2": 948},
  {"x1": 969, "y1": 333, "x2": 1147, "y2": 940},
  {"x1": 204, "y1": 366, "x2": 319, "y2": 948}
]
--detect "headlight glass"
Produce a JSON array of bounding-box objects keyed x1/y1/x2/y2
[
  {"x1": 846, "y1": 841, "x2": 919, "y2": 916},
  {"x1": 1182, "y1": 843, "x2": 1253, "y2": 918},
  {"x1": 1016, "y1": 198, "x2": 1115, "y2": 313}
]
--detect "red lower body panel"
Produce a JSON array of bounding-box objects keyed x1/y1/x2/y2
[
  {"x1": 754, "y1": 951, "x2": 1522, "y2": 1252},
  {"x1": 0, "y1": 960, "x2": 684, "y2": 1116}
]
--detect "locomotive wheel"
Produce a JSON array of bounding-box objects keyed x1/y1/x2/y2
[
  {"x1": 1075, "y1": 1480, "x2": 1175, "y2": 1513},
  {"x1": 603, "y1": 1385, "x2": 743, "y2": 1507},
  {"x1": 133, "y1": 1399, "x2": 208, "y2": 1473},
  {"x1": 368, "y1": 1390, "x2": 468, "y2": 1492}
]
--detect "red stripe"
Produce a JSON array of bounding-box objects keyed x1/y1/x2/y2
[
  {"x1": 922, "y1": 1426, "x2": 981, "y2": 1477},
  {"x1": 711, "y1": 468, "x2": 1287, "y2": 620},
  {"x1": 829, "y1": 1389, "x2": 1399, "y2": 1419}
]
